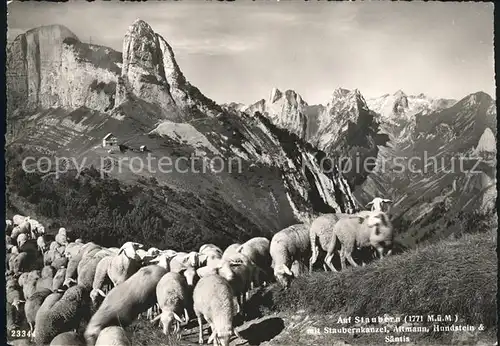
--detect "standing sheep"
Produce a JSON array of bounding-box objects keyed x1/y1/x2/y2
[
  {"x1": 324, "y1": 211, "x2": 394, "y2": 271},
  {"x1": 222, "y1": 243, "x2": 242, "y2": 262},
  {"x1": 152, "y1": 272, "x2": 190, "y2": 336},
  {"x1": 270, "y1": 223, "x2": 311, "y2": 288},
  {"x1": 11, "y1": 220, "x2": 31, "y2": 241},
  {"x1": 84, "y1": 265, "x2": 168, "y2": 346},
  {"x1": 63, "y1": 242, "x2": 101, "y2": 287},
  {"x1": 308, "y1": 213, "x2": 351, "y2": 272},
  {"x1": 23, "y1": 270, "x2": 41, "y2": 300},
  {"x1": 7, "y1": 278, "x2": 25, "y2": 313},
  {"x1": 52, "y1": 267, "x2": 67, "y2": 291},
  {"x1": 6, "y1": 219, "x2": 14, "y2": 234},
  {"x1": 95, "y1": 326, "x2": 131, "y2": 346},
  {"x1": 34, "y1": 285, "x2": 91, "y2": 345},
  {"x1": 32, "y1": 291, "x2": 63, "y2": 343},
  {"x1": 78, "y1": 251, "x2": 113, "y2": 290},
  {"x1": 237, "y1": 237, "x2": 272, "y2": 287},
  {"x1": 36, "y1": 266, "x2": 56, "y2": 291},
  {"x1": 90, "y1": 256, "x2": 114, "y2": 304},
  {"x1": 24, "y1": 288, "x2": 52, "y2": 335},
  {"x1": 193, "y1": 274, "x2": 242, "y2": 346},
  {"x1": 107, "y1": 241, "x2": 144, "y2": 286},
  {"x1": 12, "y1": 214, "x2": 28, "y2": 226}
]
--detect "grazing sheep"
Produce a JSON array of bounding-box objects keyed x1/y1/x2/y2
[
  {"x1": 34, "y1": 285, "x2": 91, "y2": 345},
  {"x1": 7, "y1": 278, "x2": 25, "y2": 313},
  {"x1": 50, "y1": 331, "x2": 85, "y2": 346},
  {"x1": 36, "y1": 266, "x2": 56, "y2": 291},
  {"x1": 324, "y1": 211, "x2": 394, "y2": 271},
  {"x1": 84, "y1": 265, "x2": 168, "y2": 346},
  {"x1": 193, "y1": 274, "x2": 242, "y2": 346},
  {"x1": 64, "y1": 242, "x2": 84, "y2": 259},
  {"x1": 51, "y1": 256, "x2": 68, "y2": 270},
  {"x1": 222, "y1": 243, "x2": 242, "y2": 262},
  {"x1": 90, "y1": 256, "x2": 114, "y2": 304},
  {"x1": 199, "y1": 244, "x2": 223, "y2": 266},
  {"x1": 49, "y1": 241, "x2": 59, "y2": 251},
  {"x1": 366, "y1": 197, "x2": 393, "y2": 212},
  {"x1": 25, "y1": 288, "x2": 52, "y2": 335},
  {"x1": 309, "y1": 213, "x2": 352, "y2": 272},
  {"x1": 23, "y1": 270, "x2": 41, "y2": 300},
  {"x1": 37, "y1": 236, "x2": 48, "y2": 253},
  {"x1": 152, "y1": 272, "x2": 190, "y2": 336},
  {"x1": 95, "y1": 326, "x2": 131, "y2": 346},
  {"x1": 169, "y1": 251, "x2": 199, "y2": 273},
  {"x1": 237, "y1": 237, "x2": 272, "y2": 287},
  {"x1": 32, "y1": 291, "x2": 63, "y2": 342},
  {"x1": 6, "y1": 219, "x2": 14, "y2": 233},
  {"x1": 12, "y1": 214, "x2": 28, "y2": 226},
  {"x1": 78, "y1": 251, "x2": 112, "y2": 290},
  {"x1": 55, "y1": 233, "x2": 68, "y2": 247},
  {"x1": 216, "y1": 253, "x2": 256, "y2": 314},
  {"x1": 270, "y1": 223, "x2": 311, "y2": 288},
  {"x1": 17, "y1": 233, "x2": 28, "y2": 248},
  {"x1": 107, "y1": 242, "x2": 143, "y2": 286},
  {"x1": 10, "y1": 252, "x2": 33, "y2": 274},
  {"x1": 52, "y1": 268, "x2": 67, "y2": 291},
  {"x1": 200, "y1": 244, "x2": 223, "y2": 256},
  {"x1": 63, "y1": 242, "x2": 101, "y2": 287},
  {"x1": 11, "y1": 220, "x2": 31, "y2": 240}
]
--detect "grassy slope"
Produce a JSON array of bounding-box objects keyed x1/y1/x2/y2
[{"x1": 270, "y1": 227, "x2": 497, "y2": 345}]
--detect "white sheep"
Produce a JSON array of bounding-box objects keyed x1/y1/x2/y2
[
  {"x1": 216, "y1": 253, "x2": 256, "y2": 315},
  {"x1": 270, "y1": 223, "x2": 311, "y2": 288},
  {"x1": 237, "y1": 237, "x2": 272, "y2": 287},
  {"x1": 222, "y1": 243, "x2": 242, "y2": 262},
  {"x1": 55, "y1": 233, "x2": 68, "y2": 247},
  {"x1": 32, "y1": 291, "x2": 64, "y2": 342},
  {"x1": 9, "y1": 252, "x2": 31, "y2": 274},
  {"x1": 34, "y1": 285, "x2": 91, "y2": 345},
  {"x1": 199, "y1": 244, "x2": 223, "y2": 266},
  {"x1": 95, "y1": 326, "x2": 131, "y2": 346},
  {"x1": 7, "y1": 278, "x2": 25, "y2": 313},
  {"x1": 49, "y1": 241, "x2": 59, "y2": 251},
  {"x1": 23, "y1": 270, "x2": 41, "y2": 300},
  {"x1": 51, "y1": 256, "x2": 68, "y2": 270},
  {"x1": 52, "y1": 267, "x2": 67, "y2": 291},
  {"x1": 84, "y1": 265, "x2": 168, "y2": 346},
  {"x1": 11, "y1": 220, "x2": 31, "y2": 240},
  {"x1": 90, "y1": 256, "x2": 114, "y2": 304},
  {"x1": 12, "y1": 214, "x2": 28, "y2": 226},
  {"x1": 24, "y1": 288, "x2": 52, "y2": 336},
  {"x1": 6, "y1": 219, "x2": 13, "y2": 234},
  {"x1": 308, "y1": 213, "x2": 352, "y2": 272},
  {"x1": 107, "y1": 241, "x2": 144, "y2": 286},
  {"x1": 63, "y1": 242, "x2": 101, "y2": 287},
  {"x1": 36, "y1": 265, "x2": 56, "y2": 291},
  {"x1": 152, "y1": 272, "x2": 190, "y2": 336},
  {"x1": 17, "y1": 233, "x2": 28, "y2": 249},
  {"x1": 37, "y1": 235, "x2": 48, "y2": 253},
  {"x1": 64, "y1": 242, "x2": 83, "y2": 258},
  {"x1": 324, "y1": 211, "x2": 394, "y2": 271},
  {"x1": 78, "y1": 250, "x2": 113, "y2": 290},
  {"x1": 193, "y1": 274, "x2": 242, "y2": 346},
  {"x1": 366, "y1": 197, "x2": 393, "y2": 212},
  {"x1": 50, "y1": 331, "x2": 85, "y2": 346}
]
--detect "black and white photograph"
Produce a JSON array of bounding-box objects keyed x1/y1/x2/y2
[{"x1": 4, "y1": 1, "x2": 497, "y2": 345}]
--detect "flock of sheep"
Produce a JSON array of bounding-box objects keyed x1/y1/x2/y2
[{"x1": 5, "y1": 197, "x2": 394, "y2": 346}]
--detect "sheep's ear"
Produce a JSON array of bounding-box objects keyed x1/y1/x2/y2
[
  {"x1": 18, "y1": 300, "x2": 25, "y2": 303},
  {"x1": 381, "y1": 199, "x2": 393, "y2": 204},
  {"x1": 365, "y1": 201, "x2": 373, "y2": 207},
  {"x1": 282, "y1": 265, "x2": 293, "y2": 276}
]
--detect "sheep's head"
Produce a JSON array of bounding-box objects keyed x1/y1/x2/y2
[
  {"x1": 58, "y1": 227, "x2": 67, "y2": 236},
  {"x1": 11, "y1": 246, "x2": 19, "y2": 254},
  {"x1": 89, "y1": 288, "x2": 106, "y2": 304},
  {"x1": 274, "y1": 264, "x2": 294, "y2": 289},
  {"x1": 17, "y1": 233, "x2": 28, "y2": 248},
  {"x1": 366, "y1": 198, "x2": 392, "y2": 212},
  {"x1": 149, "y1": 254, "x2": 171, "y2": 270},
  {"x1": 367, "y1": 212, "x2": 394, "y2": 254},
  {"x1": 181, "y1": 266, "x2": 198, "y2": 286},
  {"x1": 75, "y1": 238, "x2": 83, "y2": 243},
  {"x1": 118, "y1": 242, "x2": 144, "y2": 260}
]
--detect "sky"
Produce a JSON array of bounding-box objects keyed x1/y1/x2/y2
[{"x1": 7, "y1": 0, "x2": 495, "y2": 105}]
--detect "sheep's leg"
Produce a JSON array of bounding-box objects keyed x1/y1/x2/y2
[
  {"x1": 309, "y1": 245, "x2": 319, "y2": 272},
  {"x1": 346, "y1": 253, "x2": 359, "y2": 267},
  {"x1": 197, "y1": 315, "x2": 204, "y2": 344},
  {"x1": 324, "y1": 254, "x2": 337, "y2": 272},
  {"x1": 376, "y1": 247, "x2": 384, "y2": 259},
  {"x1": 339, "y1": 250, "x2": 347, "y2": 271}
]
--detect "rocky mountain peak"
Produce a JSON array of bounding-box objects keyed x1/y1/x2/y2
[
  {"x1": 476, "y1": 127, "x2": 496, "y2": 154},
  {"x1": 115, "y1": 19, "x2": 221, "y2": 120}
]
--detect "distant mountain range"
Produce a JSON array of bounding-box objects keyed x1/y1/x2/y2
[{"x1": 6, "y1": 20, "x2": 496, "y2": 247}]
